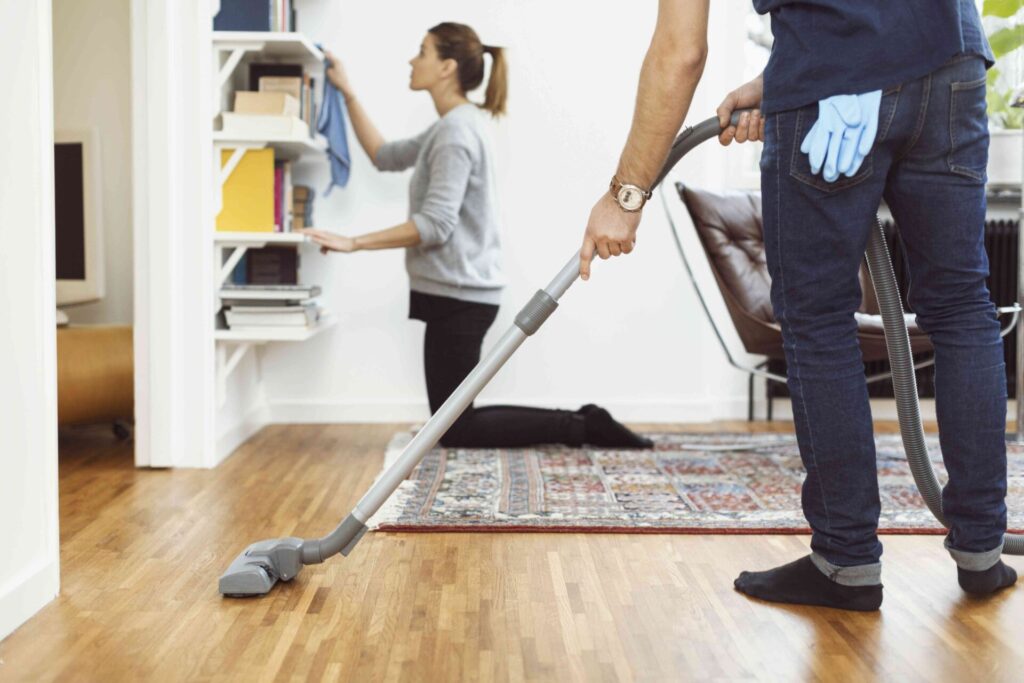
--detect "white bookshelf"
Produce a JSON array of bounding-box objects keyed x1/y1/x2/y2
[
  {"x1": 213, "y1": 134, "x2": 326, "y2": 161},
  {"x1": 214, "y1": 315, "x2": 337, "y2": 342},
  {"x1": 213, "y1": 31, "x2": 324, "y2": 68},
  {"x1": 214, "y1": 231, "x2": 308, "y2": 247},
  {"x1": 212, "y1": 31, "x2": 332, "y2": 407}
]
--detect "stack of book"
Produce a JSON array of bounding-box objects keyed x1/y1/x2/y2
[
  {"x1": 216, "y1": 59, "x2": 319, "y2": 235},
  {"x1": 222, "y1": 65, "x2": 317, "y2": 141},
  {"x1": 220, "y1": 284, "x2": 324, "y2": 330}
]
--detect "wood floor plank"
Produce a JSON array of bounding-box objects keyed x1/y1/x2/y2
[{"x1": 1, "y1": 422, "x2": 1023, "y2": 682}]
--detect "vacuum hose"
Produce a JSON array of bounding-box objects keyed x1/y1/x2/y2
[{"x1": 864, "y1": 217, "x2": 1024, "y2": 555}]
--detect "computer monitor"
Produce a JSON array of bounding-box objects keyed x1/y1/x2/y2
[{"x1": 54, "y1": 129, "x2": 104, "y2": 306}]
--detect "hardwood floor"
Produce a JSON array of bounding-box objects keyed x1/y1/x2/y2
[{"x1": 2, "y1": 422, "x2": 1023, "y2": 682}]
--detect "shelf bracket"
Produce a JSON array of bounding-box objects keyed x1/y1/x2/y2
[
  {"x1": 219, "y1": 146, "x2": 249, "y2": 187},
  {"x1": 217, "y1": 47, "x2": 248, "y2": 90},
  {"x1": 216, "y1": 341, "x2": 254, "y2": 408},
  {"x1": 218, "y1": 244, "x2": 249, "y2": 287},
  {"x1": 214, "y1": 143, "x2": 265, "y2": 218},
  {"x1": 213, "y1": 42, "x2": 261, "y2": 126}
]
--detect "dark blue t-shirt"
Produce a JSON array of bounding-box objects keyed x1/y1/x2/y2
[{"x1": 754, "y1": 0, "x2": 995, "y2": 114}]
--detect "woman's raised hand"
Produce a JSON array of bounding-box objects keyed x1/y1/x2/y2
[
  {"x1": 299, "y1": 228, "x2": 359, "y2": 254},
  {"x1": 323, "y1": 50, "x2": 352, "y2": 96}
]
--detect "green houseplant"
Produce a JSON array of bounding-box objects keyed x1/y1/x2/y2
[
  {"x1": 983, "y1": 0, "x2": 1024, "y2": 185},
  {"x1": 985, "y1": 0, "x2": 1024, "y2": 128}
]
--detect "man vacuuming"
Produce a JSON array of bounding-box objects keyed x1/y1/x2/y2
[{"x1": 580, "y1": 0, "x2": 1017, "y2": 610}]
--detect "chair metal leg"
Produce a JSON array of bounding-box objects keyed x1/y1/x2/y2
[
  {"x1": 748, "y1": 371, "x2": 755, "y2": 422},
  {"x1": 762, "y1": 361, "x2": 774, "y2": 422}
]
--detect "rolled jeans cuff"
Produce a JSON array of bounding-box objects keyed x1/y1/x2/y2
[
  {"x1": 944, "y1": 537, "x2": 1004, "y2": 571},
  {"x1": 810, "y1": 552, "x2": 883, "y2": 587}
]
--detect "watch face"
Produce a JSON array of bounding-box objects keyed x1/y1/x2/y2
[{"x1": 618, "y1": 186, "x2": 644, "y2": 211}]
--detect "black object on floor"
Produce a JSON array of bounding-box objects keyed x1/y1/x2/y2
[
  {"x1": 578, "y1": 404, "x2": 653, "y2": 449},
  {"x1": 733, "y1": 555, "x2": 883, "y2": 612},
  {"x1": 958, "y1": 560, "x2": 1018, "y2": 596}
]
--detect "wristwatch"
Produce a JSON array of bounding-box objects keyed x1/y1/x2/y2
[{"x1": 609, "y1": 175, "x2": 651, "y2": 212}]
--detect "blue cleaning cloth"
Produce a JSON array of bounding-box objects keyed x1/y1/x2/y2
[{"x1": 317, "y1": 58, "x2": 351, "y2": 194}]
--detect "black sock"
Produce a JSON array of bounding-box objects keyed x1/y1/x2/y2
[
  {"x1": 576, "y1": 404, "x2": 653, "y2": 449},
  {"x1": 734, "y1": 555, "x2": 883, "y2": 612},
  {"x1": 958, "y1": 560, "x2": 1017, "y2": 596}
]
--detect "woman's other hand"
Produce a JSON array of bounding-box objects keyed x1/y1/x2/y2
[
  {"x1": 324, "y1": 50, "x2": 353, "y2": 97},
  {"x1": 300, "y1": 228, "x2": 359, "y2": 254}
]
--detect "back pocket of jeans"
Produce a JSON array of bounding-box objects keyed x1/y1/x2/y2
[
  {"x1": 789, "y1": 106, "x2": 874, "y2": 194},
  {"x1": 948, "y1": 76, "x2": 989, "y2": 182}
]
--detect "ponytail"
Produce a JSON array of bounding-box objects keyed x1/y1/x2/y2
[
  {"x1": 429, "y1": 22, "x2": 508, "y2": 118},
  {"x1": 481, "y1": 45, "x2": 508, "y2": 118}
]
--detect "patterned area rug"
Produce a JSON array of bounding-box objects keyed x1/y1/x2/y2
[{"x1": 367, "y1": 432, "x2": 1024, "y2": 534}]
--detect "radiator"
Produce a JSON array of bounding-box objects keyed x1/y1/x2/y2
[{"x1": 768, "y1": 215, "x2": 1021, "y2": 399}]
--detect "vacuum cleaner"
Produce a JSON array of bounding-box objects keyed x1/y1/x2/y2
[{"x1": 219, "y1": 110, "x2": 1024, "y2": 597}]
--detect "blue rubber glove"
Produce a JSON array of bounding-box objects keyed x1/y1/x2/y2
[{"x1": 800, "y1": 90, "x2": 881, "y2": 182}]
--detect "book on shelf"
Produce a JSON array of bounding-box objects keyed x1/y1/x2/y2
[
  {"x1": 233, "y1": 91, "x2": 300, "y2": 117},
  {"x1": 292, "y1": 184, "x2": 314, "y2": 230},
  {"x1": 247, "y1": 245, "x2": 298, "y2": 283},
  {"x1": 259, "y1": 75, "x2": 316, "y2": 130},
  {"x1": 271, "y1": 161, "x2": 294, "y2": 233},
  {"x1": 225, "y1": 303, "x2": 320, "y2": 328},
  {"x1": 220, "y1": 297, "x2": 316, "y2": 308},
  {"x1": 249, "y1": 63, "x2": 302, "y2": 93},
  {"x1": 304, "y1": 75, "x2": 315, "y2": 129},
  {"x1": 217, "y1": 147, "x2": 275, "y2": 232},
  {"x1": 274, "y1": 164, "x2": 282, "y2": 233},
  {"x1": 231, "y1": 253, "x2": 248, "y2": 284},
  {"x1": 280, "y1": 161, "x2": 293, "y2": 232},
  {"x1": 213, "y1": 0, "x2": 295, "y2": 32},
  {"x1": 248, "y1": 64, "x2": 317, "y2": 132},
  {"x1": 219, "y1": 284, "x2": 321, "y2": 300},
  {"x1": 259, "y1": 76, "x2": 302, "y2": 101}
]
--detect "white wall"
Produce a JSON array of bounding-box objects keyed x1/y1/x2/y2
[
  {"x1": 132, "y1": 0, "x2": 218, "y2": 468},
  {"x1": 0, "y1": 0, "x2": 62, "y2": 642},
  {"x1": 252, "y1": 0, "x2": 762, "y2": 425},
  {"x1": 52, "y1": 0, "x2": 133, "y2": 325}
]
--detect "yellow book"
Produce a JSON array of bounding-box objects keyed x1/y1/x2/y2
[{"x1": 216, "y1": 148, "x2": 275, "y2": 232}]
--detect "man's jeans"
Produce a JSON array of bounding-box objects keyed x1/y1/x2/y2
[{"x1": 761, "y1": 54, "x2": 1008, "y2": 576}]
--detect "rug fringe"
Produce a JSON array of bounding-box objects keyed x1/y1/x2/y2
[{"x1": 367, "y1": 430, "x2": 418, "y2": 530}]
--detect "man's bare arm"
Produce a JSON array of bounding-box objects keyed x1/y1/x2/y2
[
  {"x1": 615, "y1": 0, "x2": 709, "y2": 188},
  {"x1": 579, "y1": 0, "x2": 710, "y2": 279}
]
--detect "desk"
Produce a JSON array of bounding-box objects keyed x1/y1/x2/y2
[{"x1": 56, "y1": 325, "x2": 133, "y2": 427}]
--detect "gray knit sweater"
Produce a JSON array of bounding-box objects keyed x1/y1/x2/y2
[{"x1": 374, "y1": 103, "x2": 504, "y2": 305}]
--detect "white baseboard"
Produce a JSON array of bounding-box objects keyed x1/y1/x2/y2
[
  {"x1": 762, "y1": 399, "x2": 1018, "y2": 423},
  {"x1": 270, "y1": 399, "x2": 430, "y2": 424},
  {"x1": 269, "y1": 396, "x2": 1019, "y2": 426},
  {"x1": 215, "y1": 403, "x2": 272, "y2": 466},
  {"x1": 0, "y1": 558, "x2": 59, "y2": 644},
  {"x1": 267, "y1": 396, "x2": 758, "y2": 424}
]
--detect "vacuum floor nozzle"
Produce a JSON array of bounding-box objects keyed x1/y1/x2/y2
[{"x1": 218, "y1": 537, "x2": 304, "y2": 597}]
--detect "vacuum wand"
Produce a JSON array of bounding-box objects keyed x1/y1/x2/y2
[{"x1": 218, "y1": 109, "x2": 751, "y2": 597}]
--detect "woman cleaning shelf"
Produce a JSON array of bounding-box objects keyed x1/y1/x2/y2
[{"x1": 302, "y1": 23, "x2": 650, "y2": 449}]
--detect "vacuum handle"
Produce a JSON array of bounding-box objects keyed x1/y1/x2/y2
[{"x1": 650, "y1": 107, "x2": 756, "y2": 190}]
